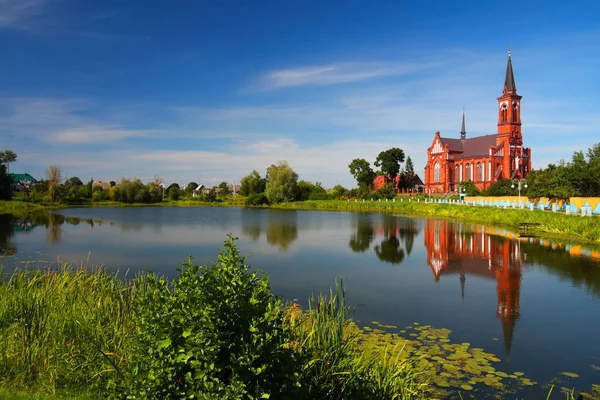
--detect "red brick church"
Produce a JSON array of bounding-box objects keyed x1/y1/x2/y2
[{"x1": 424, "y1": 51, "x2": 532, "y2": 193}]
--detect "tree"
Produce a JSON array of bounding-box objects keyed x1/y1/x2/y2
[
  {"x1": 265, "y1": 161, "x2": 298, "y2": 204},
  {"x1": 240, "y1": 170, "x2": 267, "y2": 196},
  {"x1": 184, "y1": 182, "x2": 198, "y2": 197},
  {"x1": 0, "y1": 150, "x2": 17, "y2": 173},
  {"x1": 405, "y1": 156, "x2": 415, "y2": 176},
  {"x1": 374, "y1": 148, "x2": 405, "y2": 185},
  {"x1": 0, "y1": 150, "x2": 17, "y2": 199},
  {"x1": 46, "y1": 164, "x2": 63, "y2": 202},
  {"x1": 330, "y1": 184, "x2": 347, "y2": 198},
  {"x1": 66, "y1": 176, "x2": 83, "y2": 186},
  {"x1": 458, "y1": 180, "x2": 480, "y2": 196},
  {"x1": 484, "y1": 179, "x2": 515, "y2": 196},
  {"x1": 349, "y1": 158, "x2": 375, "y2": 194},
  {"x1": 218, "y1": 181, "x2": 231, "y2": 195}
]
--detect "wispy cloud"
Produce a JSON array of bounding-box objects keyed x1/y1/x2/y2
[
  {"x1": 259, "y1": 61, "x2": 439, "y2": 90},
  {"x1": 0, "y1": 0, "x2": 46, "y2": 30}
]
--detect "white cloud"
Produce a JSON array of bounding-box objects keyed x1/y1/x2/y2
[
  {"x1": 50, "y1": 127, "x2": 156, "y2": 144},
  {"x1": 259, "y1": 61, "x2": 439, "y2": 90},
  {"x1": 0, "y1": 0, "x2": 46, "y2": 30}
]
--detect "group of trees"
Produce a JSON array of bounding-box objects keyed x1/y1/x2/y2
[
  {"x1": 240, "y1": 161, "x2": 334, "y2": 206},
  {"x1": 0, "y1": 150, "x2": 17, "y2": 200},
  {"x1": 464, "y1": 142, "x2": 600, "y2": 199},
  {"x1": 349, "y1": 147, "x2": 416, "y2": 197}
]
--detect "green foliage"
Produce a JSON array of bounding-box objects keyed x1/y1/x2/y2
[
  {"x1": 484, "y1": 179, "x2": 515, "y2": 196},
  {"x1": 167, "y1": 185, "x2": 181, "y2": 201},
  {"x1": 240, "y1": 170, "x2": 267, "y2": 197},
  {"x1": 458, "y1": 180, "x2": 480, "y2": 196},
  {"x1": 373, "y1": 183, "x2": 396, "y2": 200},
  {"x1": 0, "y1": 165, "x2": 11, "y2": 200},
  {"x1": 218, "y1": 181, "x2": 231, "y2": 196},
  {"x1": 405, "y1": 156, "x2": 415, "y2": 176},
  {"x1": 265, "y1": 161, "x2": 298, "y2": 204},
  {"x1": 125, "y1": 235, "x2": 298, "y2": 399},
  {"x1": 374, "y1": 148, "x2": 405, "y2": 184},
  {"x1": 349, "y1": 158, "x2": 375, "y2": 194},
  {"x1": 184, "y1": 182, "x2": 198, "y2": 197},
  {"x1": 296, "y1": 180, "x2": 326, "y2": 201},
  {"x1": 330, "y1": 184, "x2": 348, "y2": 198},
  {"x1": 244, "y1": 193, "x2": 270, "y2": 206},
  {"x1": 66, "y1": 177, "x2": 83, "y2": 186}
]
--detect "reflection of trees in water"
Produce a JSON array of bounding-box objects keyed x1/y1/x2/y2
[
  {"x1": 349, "y1": 214, "x2": 420, "y2": 264},
  {"x1": 0, "y1": 214, "x2": 16, "y2": 255},
  {"x1": 242, "y1": 225, "x2": 261, "y2": 242},
  {"x1": 374, "y1": 216, "x2": 420, "y2": 265},
  {"x1": 266, "y1": 223, "x2": 297, "y2": 251},
  {"x1": 399, "y1": 218, "x2": 418, "y2": 257},
  {"x1": 349, "y1": 215, "x2": 374, "y2": 253},
  {"x1": 375, "y1": 235, "x2": 404, "y2": 264},
  {"x1": 520, "y1": 240, "x2": 600, "y2": 296},
  {"x1": 240, "y1": 210, "x2": 261, "y2": 242}
]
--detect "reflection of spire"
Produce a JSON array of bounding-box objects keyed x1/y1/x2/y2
[
  {"x1": 460, "y1": 271, "x2": 465, "y2": 303},
  {"x1": 502, "y1": 317, "x2": 517, "y2": 362}
]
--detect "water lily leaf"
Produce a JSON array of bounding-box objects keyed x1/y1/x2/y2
[
  {"x1": 492, "y1": 337, "x2": 499, "y2": 341},
  {"x1": 461, "y1": 384, "x2": 473, "y2": 391},
  {"x1": 560, "y1": 372, "x2": 580, "y2": 378},
  {"x1": 590, "y1": 365, "x2": 600, "y2": 371},
  {"x1": 513, "y1": 372, "x2": 524, "y2": 376}
]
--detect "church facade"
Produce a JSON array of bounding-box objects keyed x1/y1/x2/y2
[{"x1": 424, "y1": 52, "x2": 532, "y2": 193}]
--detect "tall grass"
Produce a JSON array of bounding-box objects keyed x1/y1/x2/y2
[
  {"x1": 289, "y1": 281, "x2": 424, "y2": 400},
  {"x1": 0, "y1": 266, "x2": 135, "y2": 393}
]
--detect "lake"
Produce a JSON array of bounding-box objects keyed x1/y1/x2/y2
[{"x1": 1, "y1": 206, "x2": 599, "y2": 398}]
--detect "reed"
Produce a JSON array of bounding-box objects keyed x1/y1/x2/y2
[
  {"x1": 0, "y1": 266, "x2": 135, "y2": 393},
  {"x1": 290, "y1": 280, "x2": 425, "y2": 400}
]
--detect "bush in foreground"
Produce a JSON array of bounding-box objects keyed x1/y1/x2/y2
[{"x1": 123, "y1": 235, "x2": 298, "y2": 399}]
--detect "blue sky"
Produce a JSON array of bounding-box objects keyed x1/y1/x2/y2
[{"x1": 2, "y1": 1, "x2": 600, "y2": 188}]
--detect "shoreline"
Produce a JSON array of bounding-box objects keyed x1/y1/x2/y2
[{"x1": 2, "y1": 199, "x2": 599, "y2": 248}]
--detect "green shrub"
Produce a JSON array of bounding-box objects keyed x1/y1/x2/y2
[
  {"x1": 244, "y1": 193, "x2": 269, "y2": 206},
  {"x1": 124, "y1": 235, "x2": 299, "y2": 399}
]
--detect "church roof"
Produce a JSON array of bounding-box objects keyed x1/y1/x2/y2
[
  {"x1": 459, "y1": 134, "x2": 498, "y2": 158},
  {"x1": 439, "y1": 137, "x2": 463, "y2": 152},
  {"x1": 504, "y1": 52, "x2": 517, "y2": 93},
  {"x1": 438, "y1": 134, "x2": 499, "y2": 159}
]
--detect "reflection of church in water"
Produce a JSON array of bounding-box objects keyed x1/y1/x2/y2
[{"x1": 424, "y1": 220, "x2": 523, "y2": 359}]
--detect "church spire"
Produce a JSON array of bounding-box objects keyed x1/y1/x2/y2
[
  {"x1": 503, "y1": 47, "x2": 517, "y2": 94},
  {"x1": 460, "y1": 108, "x2": 466, "y2": 140}
]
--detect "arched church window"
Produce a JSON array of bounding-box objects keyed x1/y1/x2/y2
[
  {"x1": 501, "y1": 104, "x2": 508, "y2": 122},
  {"x1": 466, "y1": 164, "x2": 472, "y2": 181},
  {"x1": 512, "y1": 102, "x2": 518, "y2": 122},
  {"x1": 477, "y1": 163, "x2": 483, "y2": 181},
  {"x1": 434, "y1": 162, "x2": 440, "y2": 183},
  {"x1": 455, "y1": 165, "x2": 460, "y2": 183},
  {"x1": 488, "y1": 161, "x2": 491, "y2": 181}
]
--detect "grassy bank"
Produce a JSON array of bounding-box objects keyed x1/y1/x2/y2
[
  {"x1": 0, "y1": 238, "x2": 425, "y2": 400},
  {"x1": 2, "y1": 236, "x2": 596, "y2": 399},
  {"x1": 272, "y1": 200, "x2": 600, "y2": 244},
  {"x1": 0, "y1": 200, "x2": 53, "y2": 213}
]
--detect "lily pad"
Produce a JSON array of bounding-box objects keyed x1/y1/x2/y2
[
  {"x1": 560, "y1": 372, "x2": 580, "y2": 378},
  {"x1": 461, "y1": 384, "x2": 473, "y2": 391}
]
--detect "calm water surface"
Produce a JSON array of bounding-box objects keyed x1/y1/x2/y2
[{"x1": 1, "y1": 207, "x2": 600, "y2": 398}]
